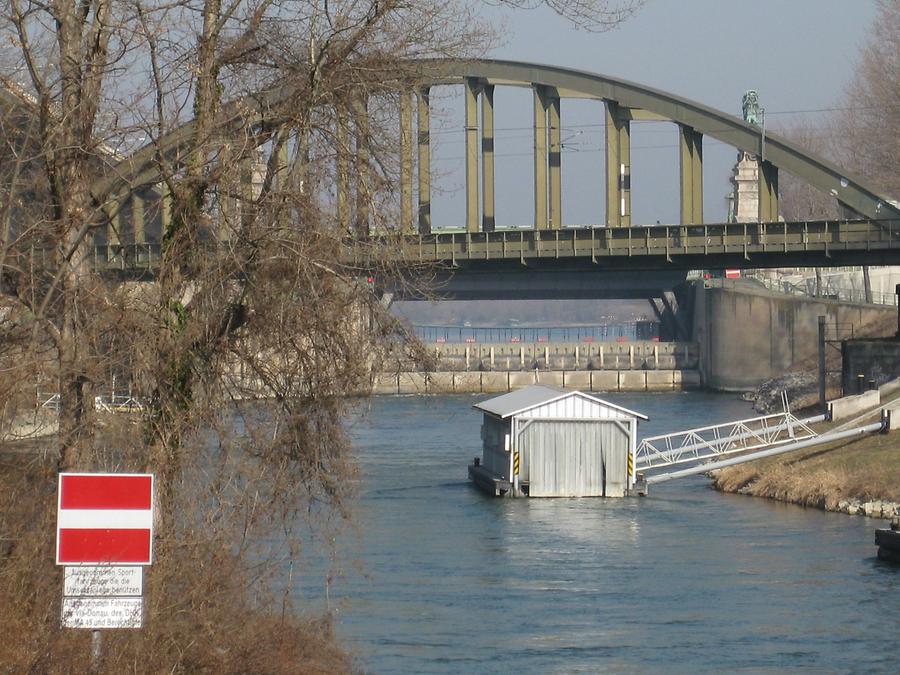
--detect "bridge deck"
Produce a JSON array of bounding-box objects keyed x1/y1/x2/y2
[
  {"x1": 379, "y1": 219, "x2": 900, "y2": 269},
  {"x1": 15, "y1": 218, "x2": 900, "y2": 274}
]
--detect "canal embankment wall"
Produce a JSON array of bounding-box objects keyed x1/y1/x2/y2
[
  {"x1": 373, "y1": 369, "x2": 701, "y2": 395},
  {"x1": 378, "y1": 340, "x2": 700, "y2": 394},
  {"x1": 693, "y1": 280, "x2": 897, "y2": 391},
  {"x1": 401, "y1": 340, "x2": 697, "y2": 372}
]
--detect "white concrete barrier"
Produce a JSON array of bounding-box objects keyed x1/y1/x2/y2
[
  {"x1": 884, "y1": 401, "x2": 900, "y2": 433},
  {"x1": 828, "y1": 390, "x2": 881, "y2": 422}
]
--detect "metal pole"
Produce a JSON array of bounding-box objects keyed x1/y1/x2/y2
[
  {"x1": 91, "y1": 629, "x2": 102, "y2": 671},
  {"x1": 896, "y1": 283, "x2": 900, "y2": 338},
  {"x1": 818, "y1": 315, "x2": 827, "y2": 410}
]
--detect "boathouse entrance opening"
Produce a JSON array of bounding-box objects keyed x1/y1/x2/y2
[{"x1": 520, "y1": 420, "x2": 629, "y2": 497}]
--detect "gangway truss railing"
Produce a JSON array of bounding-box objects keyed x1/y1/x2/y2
[{"x1": 635, "y1": 403, "x2": 825, "y2": 472}]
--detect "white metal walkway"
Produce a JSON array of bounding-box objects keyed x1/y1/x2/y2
[{"x1": 635, "y1": 394, "x2": 825, "y2": 473}]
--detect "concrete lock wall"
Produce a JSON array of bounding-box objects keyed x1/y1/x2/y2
[
  {"x1": 389, "y1": 341, "x2": 699, "y2": 372},
  {"x1": 371, "y1": 370, "x2": 701, "y2": 395},
  {"x1": 693, "y1": 281, "x2": 897, "y2": 391}
]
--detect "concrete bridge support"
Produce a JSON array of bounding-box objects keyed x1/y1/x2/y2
[
  {"x1": 481, "y1": 84, "x2": 496, "y2": 232},
  {"x1": 465, "y1": 78, "x2": 480, "y2": 233},
  {"x1": 693, "y1": 279, "x2": 896, "y2": 391},
  {"x1": 533, "y1": 87, "x2": 549, "y2": 230},
  {"x1": 649, "y1": 290, "x2": 693, "y2": 342},
  {"x1": 400, "y1": 93, "x2": 414, "y2": 233},
  {"x1": 679, "y1": 126, "x2": 703, "y2": 224},
  {"x1": 605, "y1": 101, "x2": 631, "y2": 227},
  {"x1": 417, "y1": 87, "x2": 432, "y2": 234},
  {"x1": 758, "y1": 160, "x2": 779, "y2": 222}
]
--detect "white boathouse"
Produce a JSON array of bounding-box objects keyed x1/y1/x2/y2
[{"x1": 468, "y1": 385, "x2": 647, "y2": 498}]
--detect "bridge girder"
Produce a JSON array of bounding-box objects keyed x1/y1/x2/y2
[
  {"x1": 419, "y1": 60, "x2": 899, "y2": 223},
  {"x1": 90, "y1": 58, "x2": 900, "y2": 234}
]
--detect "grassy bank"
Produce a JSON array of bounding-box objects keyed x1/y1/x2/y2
[
  {"x1": 712, "y1": 431, "x2": 900, "y2": 507},
  {"x1": 711, "y1": 396, "x2": 900, "y2": 515}
]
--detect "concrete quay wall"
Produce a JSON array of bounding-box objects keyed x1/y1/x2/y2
[
  {"x1": 373, "y1": 369, "x2": 701, "y2": 395},
  {"x1": 694, "y1": 280, "x2": 897, "y2": 391},
  {"x1": 395, "y1": 340, "x2": 698, "y2": 372}
]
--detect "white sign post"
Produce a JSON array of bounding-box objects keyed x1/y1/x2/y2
[
  {"x1": 61, "y1": 598, "x2": 144, "y2": 629},
  {"x1": 64, "y1": 566, "x2": 143, "y2": 597},
  {"x1": 56, "y1": 473, "x2": 155, "y2": 667}
]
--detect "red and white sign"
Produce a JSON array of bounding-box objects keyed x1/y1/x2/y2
[
  {"x1": 725, "y1": 269, "x2": 741, "y2": 279},
  {"x1": 56, "y1": 474, "x2": 154, "y2": 566}
]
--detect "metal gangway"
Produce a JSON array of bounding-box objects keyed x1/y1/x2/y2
[
  {"x1": 635, "y1": 392, "x2": 826, "y2": 477},
  {"x1": 37, "y1": 391, "x2": 145, "y2": 414}
]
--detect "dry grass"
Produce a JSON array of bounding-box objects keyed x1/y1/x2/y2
[
  {"x1": 712, "y1": 426, "x2": 900, "y2": 508},
  {"x1": 0, "y1": 446, "x2": 352, "y2": 674}
]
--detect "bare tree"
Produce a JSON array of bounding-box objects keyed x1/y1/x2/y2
[
  {"x1": 497, "y1": 0, "x2": 643, "y2": 30},
  {"x1": 0, "y1": 0, "x2": 480, "y2": 669},
  {"x1": 776, "y1": 120, "x2": 841, "y2": 223},
  {"x1": 0, "y1": 0, "x2": 641, "y2": 669},
  {"x1": 833, "y1": 0, "x2": 900, "y2": 200}
]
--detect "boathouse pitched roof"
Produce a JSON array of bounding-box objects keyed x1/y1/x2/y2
[{"x1": 473, "y1": 384, "x2": 648, "y2": 420}]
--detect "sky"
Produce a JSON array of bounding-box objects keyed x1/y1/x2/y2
[
  {"x1": 397, "y1": 0, "x2": 880, "y2": 324},
  {"x1": 424, "y1": 0, "x2": 878, "y2": 228}
]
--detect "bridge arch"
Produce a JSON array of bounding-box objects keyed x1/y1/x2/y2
[{"x1": 94, "y1": 58, "x2": 900, "y2": 235}]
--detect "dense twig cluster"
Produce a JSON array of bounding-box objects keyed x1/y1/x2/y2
[{"x1": 0, "y1": 0, "x2": 636, "y2": 669}]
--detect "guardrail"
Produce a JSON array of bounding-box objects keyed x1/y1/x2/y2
[
  {"x1": 744, "y1": 273, "x2": 899, "y2": 306},
  {"x1": 635, "y1": 408, "x2": 824, "y2": 471},
  {"x1": 8, "y1": 218, "x2": 900, "y2": 273},
  {"x1": 36, "y1": 391, "x2": 146, "y2": 413}
]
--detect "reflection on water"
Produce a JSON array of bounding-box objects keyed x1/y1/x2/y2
[{"x1": 297, "y1": 393, "x2": 899, "y2": 673}]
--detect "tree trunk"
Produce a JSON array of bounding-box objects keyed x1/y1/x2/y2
[
  {"x1": 56, "y1": 190, "x2": 96, "y2": 471},
  {"x1": 863, "y1": 265, "x2": 872, "y2": 304}
]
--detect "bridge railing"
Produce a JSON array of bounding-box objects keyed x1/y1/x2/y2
[
  {"x1": 8, "y1": 218, "x2": 900, "y2": 273},
  {"x1": 635, "y1": 409, "x2": 823, "y2": 472},
  {"x1": 378, "y1": 219, "x2": 900, "y2": 264}
]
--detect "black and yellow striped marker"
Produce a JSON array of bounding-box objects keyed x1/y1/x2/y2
[
  {"x1": 627, "y1": 452, "x2": 634, "y2": 477},
  {"x1": 513, "y1": 451, "x2": 520, "y2": 475}
]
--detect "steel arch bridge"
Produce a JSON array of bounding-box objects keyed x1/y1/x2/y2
[{"x1": 88, "y1": 58, "x2": 900, "y2": 277}]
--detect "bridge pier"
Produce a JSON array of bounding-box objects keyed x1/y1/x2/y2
[
  {"x1": 481, "y1": 84, "x2": 496, "y2": 232},
  {"x1": 758, "y1": 160, "x2": 779, "y2": 222},
  {"x1": 353, "y1": 97, "x2": 370, "y2": 236},
  {"x1": 465, "y1": 78, "x2": 480, "y2": 233},
  {"x1": 417, "y1": 87, "x2": 431, "y2": 234},
  {"x1": 679, "y1": 126, "x2": 703, "y2": 224},
  {"x1": 400, "y1": 92, "x2": 414, "y2": 233},
  {"x1": 533, "y1": 86, "x2": 549, "y2": 230},
  {"x1": 105, "y1": 194, "x2": 121, "y2": 246},
  {"x1": 132, "y1": 193, "x2": 144, "y2": 244},
  {"x1": 605, "y1": 101, "x2": 631, "y2": 227},
  {"x1": 548, "y1": 89, "x2": 562, "y2": 229}
]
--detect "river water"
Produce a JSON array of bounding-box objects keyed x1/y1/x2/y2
[{"x1": 300, "y1": 392, "x2": 898, "y2": 673}]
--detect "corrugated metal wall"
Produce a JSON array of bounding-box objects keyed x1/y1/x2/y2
[
  {"x1": 524, "y1": 394, "x2": 632, "y2": 420},
  {"x1": 520, "y1": 420, "x2": 628, "y2": 497}
]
